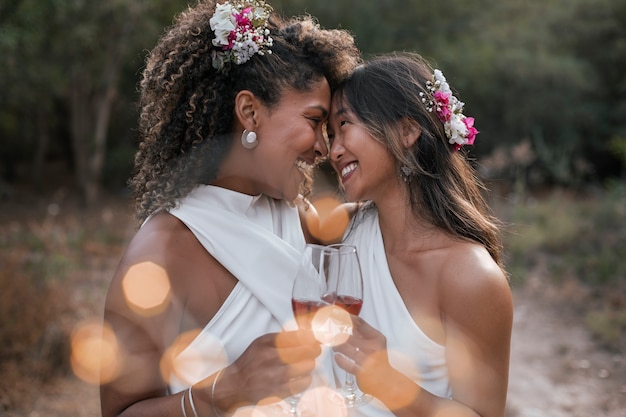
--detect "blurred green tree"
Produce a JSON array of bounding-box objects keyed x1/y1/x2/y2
[
  {"x1": 1, "y1": 0, "x2": 624, "y2": 202},
  {"x1": 0, "y1": 0, "x2": 188, "y2": 204}
]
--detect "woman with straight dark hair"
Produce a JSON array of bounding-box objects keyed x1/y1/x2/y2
[{"x1": 326, "y1": 52, "x2": 513, "y2": 417}]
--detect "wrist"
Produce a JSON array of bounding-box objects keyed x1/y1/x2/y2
[{"x1": 193, "y1": 367, "x2": 245, "y2": 417}]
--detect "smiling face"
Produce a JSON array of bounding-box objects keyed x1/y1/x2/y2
[
  {"x1": 327, "y1": 94, "x2": 402, "y2": 203},
  {"x1": 236, "y1": 77, "x2": 331, "y2": 201}
]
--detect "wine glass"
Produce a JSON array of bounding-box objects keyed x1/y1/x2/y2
[
  {"x1": 287, "y1": 244, "x2": 337, "y2": 416},
  {"x1": 327, "y1": 244, "x2": 371, "y2": 407}
]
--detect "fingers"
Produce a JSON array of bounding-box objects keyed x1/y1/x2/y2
[
  {"x1": 287, "y1": 374, "x2": 314, "y2": 396},
  {"x1": 348, "y1": 315, "x2": 381, "y2": 339},
  {"x1": 334, "y1": 351, "x2": 360, "y2": 375},
  {"x1": 228, "y1": 331, "x2": 322, "y2": 403},
  {"x1": 332, "y1": 319, "x2": 388, "y2": 375},
  {"x1": 275, "y1": 330, "x2": 321, "y2": 354}
]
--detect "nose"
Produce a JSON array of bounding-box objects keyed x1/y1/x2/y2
[
  {"x1": 329, "y1": 137, "x2": 344, "y2": 163},
  {"x1": 313, "y1": 130, "x2": 328, "y2": 159}
]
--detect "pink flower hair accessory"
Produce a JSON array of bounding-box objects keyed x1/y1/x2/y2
[
  {"x1": 420, "y1": 69, "x2": 478, "y2": 150},
  {"x1": 209, "y1": 0, "x2": 274, "y2": 70}
]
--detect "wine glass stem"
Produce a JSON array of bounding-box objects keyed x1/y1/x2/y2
[
  {"x1": 343, "y1": 373, "x2": 358, "y2": 404},
  {"x1": 286, "y1": 394, "x2": 300, "y2": 417}
]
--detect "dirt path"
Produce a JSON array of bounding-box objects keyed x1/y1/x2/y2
[
  {"x1": 13, "y1": 280, "x2": 624, "y2": 417},
  {"x1": 506, "y1": 280, "x2": 626, "y2": 417}
]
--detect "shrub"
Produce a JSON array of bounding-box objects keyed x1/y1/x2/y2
[{"x1": 0, "y1": 260, "x2": 70, "y2": 411}]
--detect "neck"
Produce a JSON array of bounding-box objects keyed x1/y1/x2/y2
[
  {"x1": 212, "y1": 142, "x2": 260, "y2": 196},
  {"x1": 374, "y1": 185, "x2": 439, "y2": 253}
]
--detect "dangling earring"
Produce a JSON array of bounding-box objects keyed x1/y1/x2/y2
[
  {"x1": 241, "y1": 129, "x2": 258, "y2": 149},
  {"x1": 400, "y1": 165, "x2": 412, "y2": 183}
]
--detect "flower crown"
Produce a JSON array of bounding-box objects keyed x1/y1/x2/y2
[
  {"x1": 209, "y1": 0, "x2": 274, "y2": 70},
  {"x1": 419, "y1": 69, "x2": 478, "y2": 150}
]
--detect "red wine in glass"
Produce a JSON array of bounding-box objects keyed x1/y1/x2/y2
[
  {"x1": 291, "y1": 298, "x2": 331, "y2": 329},
  {"x1": 334, "y1": 295, "x2": 363, "y2": 315}
]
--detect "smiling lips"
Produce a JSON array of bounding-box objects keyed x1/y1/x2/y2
[
  {"x1": 340, "y1": 162, "x2": 358, "y2": 181},
  {"x1": 295, "y1": 159, "x2": 313, "y2": 173}
]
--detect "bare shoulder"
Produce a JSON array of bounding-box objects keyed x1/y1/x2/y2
[
  {"x1": 105, "y1": 211, "x2": 236, "y2": 344},
  {"x1": 440, "y1": 242, "x2": 512, "y2": 329},
  {"x1": 441, "y1": 242, "x2": 509, "y2": 293},
  {"x1": 105, "y1": 212, "x2": 199, "y2": 313},
  {"x1": 106, "y1": 211, "x2": 229, "y2": 318},
  {"x1": 122, "y1": 211, "x2": 194, "y2": 260}
]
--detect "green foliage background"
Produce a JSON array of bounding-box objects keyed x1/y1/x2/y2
[{"x1": 0, "y1": 0, "x2": 625, "y2": 196}]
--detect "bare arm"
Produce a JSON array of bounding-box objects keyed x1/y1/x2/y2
[
  {"x1": 440, "y1": 252, "x2": 513, "y2": 417},
  {"x1": 100, "y1": 213, "x2": 321, "y2": 417}
]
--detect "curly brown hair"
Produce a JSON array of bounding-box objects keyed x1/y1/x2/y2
[{"x1": 130, "y1": 0, "x2": 361, "y2": 221}]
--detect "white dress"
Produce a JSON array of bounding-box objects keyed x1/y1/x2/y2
[
  {"x1": 162, "y1": 186, "x2": 449, "y2": 416},
  {"x1": 165, "y1": 185, "x2": 338, "y2": 415},
  {"x1": 341, "y1": 207, "x2": 452, "y2": 416}
]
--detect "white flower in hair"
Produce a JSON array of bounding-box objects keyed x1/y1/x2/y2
[
  {"x1": 447, "y1": 114, "x2": 470, "y2": 146},
  {"x1": 420, "y1": 68, "x2": 479, "y2": 150},
  {"x1": 210, "y1": 3, "x2": 236, "y2": 47},
  {"x1": 233, "y1": 39, "x2": 260, "y2": 64},
  {"x1": 209, "y1": 0, "x2": 274, "y2": 70}
]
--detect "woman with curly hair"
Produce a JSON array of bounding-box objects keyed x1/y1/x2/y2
[
  {"x1": 326, "y1": 53, "x2": 513, "y2": 417},
  {"x1": 100, "y1": 1, "x2": 360, "y2": 416}
]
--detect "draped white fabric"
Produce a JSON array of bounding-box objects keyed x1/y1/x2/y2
[
  {"x1": 343, "y1": 207, "x2": 452, "y2": 414},
  {"x1": 165, "y1": 186, "x2": 340, "y2": 415},
  {"x1": 161, "y1": 186, "x2": 449, "y2": 416},
  {"x1": 166, "y1": 185, "x2": 305, "y2": 392}
]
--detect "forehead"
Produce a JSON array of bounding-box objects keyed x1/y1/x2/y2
[
  {"x1": 330, "y1": 92, "x2": 354, "y2": 119},
  {"x1": 275, "y1": 78, "x2": 331, "y2": 111}
]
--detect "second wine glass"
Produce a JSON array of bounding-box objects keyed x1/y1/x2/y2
[{"x1": 327, "y1": 244, "x2": 371, "y2": 407}]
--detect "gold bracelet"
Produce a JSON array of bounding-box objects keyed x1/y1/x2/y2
[{"x1": 211, "y1": 369, "x2": 225, "y2": 417}]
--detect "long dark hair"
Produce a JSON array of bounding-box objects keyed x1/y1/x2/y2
[{"x1": 336, "y1": 52, "x2": 505, "y2": 269}]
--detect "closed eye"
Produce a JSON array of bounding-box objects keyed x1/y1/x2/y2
[{"x1": 307, "y1": 117, "x2": 326, "y2": 130}]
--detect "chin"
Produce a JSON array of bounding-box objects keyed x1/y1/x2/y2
[
  {"x1": 342, "y1": 188, "x2": 360, "y2": 203},
  {"x1": 283, "y1": 188, "x2": 300, "y2": 203},
  {"x1": 269, "y1": 184, "x2": 299, "y2": 202}
]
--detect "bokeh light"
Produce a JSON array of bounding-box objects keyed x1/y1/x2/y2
[
  {"x1": 226, "y1": 388, "x2": 348, "y2": 417},
  {"x1": 311, "y1": 305, "x2": 351, "y2": 346},
  {"x1": 160, "y1": 329, "x2": 228, "y2": 388},
  {"x1": 274, "y1": 331, "x2": 305, "y2": 367},
  {"x1": 230, "y1": 407, "x2": 273, "y2": 417},
  {"x1": 70, "y1": 319, "x2": 120, "y2": 385},
  {"x1": 308, "y1": 195, "x2": 350, "y2": 243},
  {"x1": 361, "y1": 350, "x2": 420, "y2": 410},
  {"x1": 122, "y1": 261, "x2": 171, "y2": 316},
  {"x1": 230, "y1": 397, "x2": 284, "y2": 417},
  {"x1": 299, "y1": 386, "x2": 348, "y2": 417}
]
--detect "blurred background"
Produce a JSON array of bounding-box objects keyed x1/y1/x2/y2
[{"x1": 0, "y1": 0, "x2": 624, "y2": 416}]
